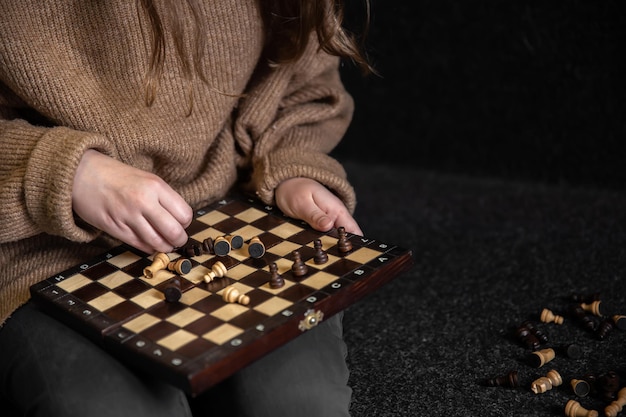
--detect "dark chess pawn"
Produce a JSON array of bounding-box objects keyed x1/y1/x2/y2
[
  {"x1": 313, "y1": 239, "x2": 328, "y2": 264},
  {"x1": 291, "y1": 250, "x2": 308, "y2": 277},
  {"x1": 514, "y1": 323, "x2": 540, "y2": 350},
  {"x1": 484, "y1": 370, "x2": 519, "y2": 388},
  {"x1": 269, "y1": 262, "x2": 284, "y2": 289},
  {"x1": 522, "y1": 320, "x2": 549, "y2": 344},
  {"x1": 596, "y1": 317, "x2": 615, "y2": 340},
  {"x1": 337, "y1": 226, "x2": 352, "y2": 253}
]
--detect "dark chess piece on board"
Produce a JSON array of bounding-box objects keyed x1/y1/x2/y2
[
  {"x1": 291, "y1": 250, "x2": 308, "y2": 277},
  {"x1": 484, "y1": 370, "x2": 519, "y2": 388},
  {"x1": 337, "y1": 227, "x2": 352, "y2": 253},
  {"x1": 269, "y1": 262, "x2": 284, "y2": 289},
  {"x1": 163, "y1": 278, "x2": 182, "y2": 303},
  {"x1": 313, "y1": 239, "x2": 328, "y2": 264}
]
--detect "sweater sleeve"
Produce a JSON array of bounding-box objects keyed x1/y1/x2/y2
[
  {"x1": 233, "y1": 36, "x2": 357, "y2": 214},
  {"x1": 0, "y1": 117, "x2": 117, "y2": 244}
]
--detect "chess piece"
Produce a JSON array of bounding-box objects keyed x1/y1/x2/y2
[
  {"x1": 605, "y1": 387, "x2": 626, "y2": 417},
  {"x1": 162, "y1": 278, "x2": 182, "y2": 303},
  {"x1": 484, "y1": 370, "x2": 519, "y2": 388},
  {"x1": 201, "y1": 237, "x2": 214, "y2": 254},
  {"x1": 521, "y1": 320, "x2": 548, "y2": 344},
  {"x1": 531, "y1": 369, "x2": 562, "y2": 394},
  {"x1": 570, "y1": 304, "x2": 597, "y2": 332},
  {"x1": 269, "y1": 262, "x2": 284, "y2": 289},
  {"x1": 203, "y1": 261, "x2": 227, "y2": 283},
  {"x1": 181, "y1": 244, "x2": 202, "y2": 257},
  {"x1": 337, "y1": 226, "x2": 352, "y2": 253},
  {"x1": 515, "y1": 323, "x2": 540, "y2": 350},
  {"x1": 168, "y1": 258, "x2": 192, "y2": 275},
  {"x1": 144, "y1": 252, "x2": 170, "y2": 278},
  {"x1": 527, "y1": 348, "x2": 555, "y2": 368},
  {"x1": 212, "y1": 236, "x2": 231, "y2": 256},
  {"x1": 222, "y1": 286, "x2": 250, "y2": 305},
  {"x1": 571, "y1": 379, "x2": 591, "y2": 397},
  {"x1": 247, "y1": 236, "x2": 265, "y2": 258},
  {"x1": 225, "y1": 234, "x2": 244, "y2": 250},
  {"x1": 613, "y1": 315, "x2": 626, "y2": 330},
  {"x1": 570, "y1": 292, "x2": 600, "y2": 304},
  {"x1": 598, "y1": 370, "x2": 620, "y2": 402},
  {"x1": 564, "y1": 399, "x2": 598, "y2": 417},
  {"x1": 580, "y1": 300, "x2": 603, "y2": 317},
  {"x1": 596, "y1": 317, "x2": 614, "y2": 340},
  {"x1": 540, "y1": 308, "x2": 563, "y2": 325},
  {"x1": 558, "y1": 343, "x2": 582, "y2": 359},
  {"x1": 313, "y1": 239, "x2": 328, "y2": 264},
  {"x1": 291, "y1": 250, "x2": 308, "y2": 277}
]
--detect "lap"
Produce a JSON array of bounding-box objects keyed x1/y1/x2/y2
[{"x1": 0, "y1": 302, "x2": 351, "y2": 417}]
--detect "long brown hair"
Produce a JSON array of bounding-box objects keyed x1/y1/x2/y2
[{"x1": 137, "y1": 0, "x2": 373, "y2": 110}]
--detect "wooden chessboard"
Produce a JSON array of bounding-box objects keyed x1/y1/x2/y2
[{"x1": 30, "y1": 194, "x2": 414, "y2": 396}]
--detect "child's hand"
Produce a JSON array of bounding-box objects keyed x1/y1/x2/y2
[
  {"x1": 72, "y1": 149, "x2": 193, "y2": 254},
  {"x1": 275, "y1": 177, "x2": 363, "y2": 236}
]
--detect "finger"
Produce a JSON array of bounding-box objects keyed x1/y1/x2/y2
[
  {"x1": 144, "y1": 207, "x2": 189, "y2": 249},
  {"x1": 303, "y1": 207, "x2": 335, "y2": 232},
  {"x1": 333, "y1": 212, "x2": 363, "y2": 236},
  {"x1": 159, "y1": 193, "x2": 194, "y2": 228}
]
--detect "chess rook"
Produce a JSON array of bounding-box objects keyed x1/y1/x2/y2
[
  {"x1": 565, "y1": 400, "x2": 598, "y2": 417},
  {"x1": 203, "y1": 261, "x2": 227, "y2": 283},
  {"x1": 222, "y1": 286, "x2": 250, "y2": 305},
  {"x1": 144, "y1": 252, "x2": 170, "y2": 278}
]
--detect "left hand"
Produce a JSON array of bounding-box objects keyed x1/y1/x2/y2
[{"x1": 275, "y1": 177, "x2": 363, "y2": 236}]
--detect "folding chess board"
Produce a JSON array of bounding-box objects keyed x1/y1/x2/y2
[{"x1": 30, "y1": 195, "x2": 414, "y2": 396}]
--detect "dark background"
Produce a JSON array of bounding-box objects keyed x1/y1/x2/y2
[
  {"x1": 334, "y1": 0, "x2": 625, "y2": 189},
  {"x1": 330, "y1": 2, "x2": 626, "y2": 416}
]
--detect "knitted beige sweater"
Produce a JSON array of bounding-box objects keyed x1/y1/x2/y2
[{"x1": 0, "y1": 1, "x2": 356, "y2": 325}]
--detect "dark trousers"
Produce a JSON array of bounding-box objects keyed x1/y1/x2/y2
[{"x1": 0, "y1": 302, "x2": 351, "y2": 417}]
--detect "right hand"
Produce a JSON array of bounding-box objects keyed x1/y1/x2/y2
[{"x1": 72, "y1": 149, "x2": 193, "y2": 254}]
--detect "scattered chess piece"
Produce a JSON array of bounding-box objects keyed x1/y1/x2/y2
[
  {"x1": 540, "y1": 308, "x2": 564, "y2": 325},
  {"x1": 181, "y1": 244, "x2": 202, "y2": 257},
  {"x1": 269, "y1": 262, "x2": 284, "y2": 289},
  {"x1": 597, "y1": 370, "x2": 620, "y2": 402},
  {"x1": 167, "y1": 258, "x2": 192, "y2": 275},
  {"x1": 337, "y1": 226, "x2": 352, "y2": 253},
  {"x1": 570, "y1": 379, "x2": 591, "y2": 397},
  {"x1": 484, "y1": 370, "x2": 519, "y2": 388},
  {"x1": 527, "y1": 348, "x2": 555, "y2": 368},
  {"x1": 531, "y1": 369, "x2": 562, "y2": 394},
  {"x1": 201, "y1": 237, "x2": 215, "y2": 254},
  {"x1": 222, "y1": 286, "x2": 250, "y2": 305},
  {"x1": 515, "y1": 323, "x2": 540, "y2": 350},
  {"x1": 247, "y1": 236, "x2": 265, "y2": 258},
  {"x1": 203, "y1": 261, "x2": 227, "y2": 283},
  {"x1": 605, "y1": 387, "x2": 626, "y2": 417},
  {"x1": 557, "y1": 343, "x2": 583, "y2": 359},
  {"x1": 564, "y1": 399, "x2": 598, "y2": 417},
  {"x1": 313, "y1": 239, "x2": 328, "y2": 264},
  {"x1": 596, "y1": 317, "x2": 615, "y2": 340},
  {"x1": 580, "y1": 300, "x2": 603, "y2": 317},
  {"x1": 613, "y1": 314, "x2": 626, "y2": 330},
  {"x1": 162, "y1": 278, "x2": 182, "y2": 303},
  {"x1": 522, "y1": 320, "x2": 549, "y2": 344},
  {"x1": 225, "y1": 234, "x2": 244, "y2": 250},
  {"x1": 570, "y1": 304, "x2": 597, "y2": 332},
  {"x1": 291, "y1": 250, "x2": 308, "y2": 277},
  {"x1": 570, "y1": 292, "x2": 600, "y2": 304},
  {"x1": 144, "y1": 252, "x2": 170, "y2": 278}
]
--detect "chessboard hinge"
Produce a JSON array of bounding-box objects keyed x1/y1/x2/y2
[{"x1": 299, "y1": 309, "x2": 324, "y2": 331}]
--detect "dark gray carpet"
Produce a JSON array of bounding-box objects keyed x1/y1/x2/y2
[{"x1": 342, "y1": 160, "x2": 626, "y2": 417}]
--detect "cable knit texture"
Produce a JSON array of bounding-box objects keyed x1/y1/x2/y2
[{"x1": 0, "y1": 0, "x2": 356, "y2": 325}]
